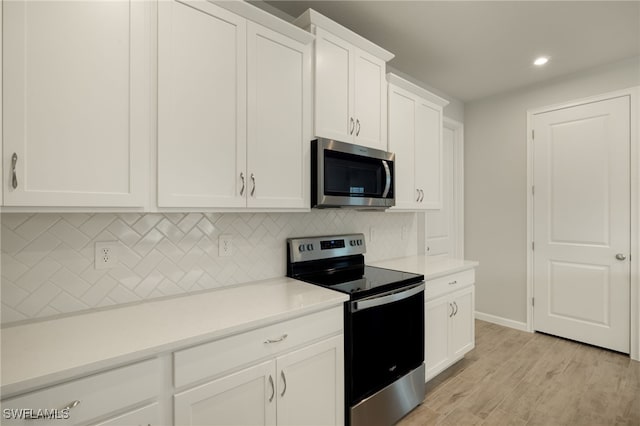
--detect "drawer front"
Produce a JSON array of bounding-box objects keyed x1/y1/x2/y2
[
  {"x1": 425, "y1": 269, "x2": 475, "y2": 301},
  {"x1": 173, "y1": 306, "x2": 343, "y2": 388},
  {"x1": 1, "y1": 359, "x2": 160, "y2": 426}
]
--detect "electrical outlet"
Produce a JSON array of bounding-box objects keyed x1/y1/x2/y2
[
  {"x1": 219, "y1": 235, "x2": 233, "y2": 257},
  {"x1": 95, "y1": 242, "x2": 118, "y2": 269}
]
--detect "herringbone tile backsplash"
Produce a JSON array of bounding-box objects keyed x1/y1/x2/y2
[{"x1": 1, "y1": 211, "x2": 417, "y2": 325}]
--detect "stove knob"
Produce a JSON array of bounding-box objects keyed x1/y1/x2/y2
[
  {"x1": 298, "y1": 244, "x2": 305, "y2": 252},
  {"x1": 357, "y1": 239, "x2": 362, "y2": 246},
  {"x1": 350, "y1": 240, "x2": 355, "y2": 246},
  {"x1": 306, "y1": 244, "x2": 313, "y2": 251}
]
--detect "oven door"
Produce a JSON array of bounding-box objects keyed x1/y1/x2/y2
[
  {"x1": 312, "y1": 138, "x2": 395, "y2": 208},
  {"x1": 347, "y1": 282, "x2": 425, "y2": 404}
]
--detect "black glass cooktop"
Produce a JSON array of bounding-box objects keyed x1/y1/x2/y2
[{"x1": 297, "y1": 265, "x2": 424, "y2": 299}]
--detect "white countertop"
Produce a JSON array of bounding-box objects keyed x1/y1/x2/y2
[
  {"x1": 1, "y1": 277, "x2": 348, "y2": 398},
  {"x1": 369, "y1": 255, "x2": 478, "y2": 280}
]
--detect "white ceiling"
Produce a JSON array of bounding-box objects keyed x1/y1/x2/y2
[{"x1": 261, "y1": 1, "x2": 640, "y2": 102}]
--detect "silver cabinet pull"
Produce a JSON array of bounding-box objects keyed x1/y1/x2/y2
[
  {"x1": 615, "y1": 253, "x2": 627, "y2": 261},
  {"x1": 264, "y1": 334, "x2": 287, "y2": 344},
  {"x1": 250, "y1": 173, "x2": 256, "y2": 196},
  {"x1": 448, "y1": 280, "x2": 458, "y2": 286},
  {"x1": 449, "y1": 303, "x2": 454, "y2": 318},
  {"x1": 381, "y1": 160, "x2": 391, "y2": 198},
  {"x1": 35, "y1": 400, "x2": 80, "y2": 419},
  {"x1": 240, "y1": 172, "x2": 245, "y2": 196},
  {"x1": 355, "y1": 119, "x2": 361, "y2": 136},
  {"x1": 11, "y1": 153, "x2": 18, "y2": 189},
  {"x1": 416, "y1": 189, "x2": 421, "y2": 202},
  {"x1": 419, "y1": 189, "x2": 424, "y2": 202},
  {"x1": 268, "y1": 375, "x2": 275, "y2": 402},
  {"x1": 453, "y1": 301, "x2": 458, "y2": 316},
  {"x1": 350, "y1": 117, "x2": 355, "y2": 135},
  {"x1": 280, "y1": 370, "x2": 287, "y2": 397}
]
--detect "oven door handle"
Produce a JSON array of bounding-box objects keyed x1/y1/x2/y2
[
  {"x1": 381, "y1": 160, "x2": 391, "y2": 198},
  {"x1": 351, "y1": 282, "x2": 424, "y2": 312}
]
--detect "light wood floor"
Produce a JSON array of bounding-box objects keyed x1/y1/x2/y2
[{"x1": 399, "y1": 320, "x2": 640, "y2": 426}]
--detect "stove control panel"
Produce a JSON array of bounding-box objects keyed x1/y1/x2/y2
[{"x1": 288, "y1": 233, "x2": 366, "y2": 263}]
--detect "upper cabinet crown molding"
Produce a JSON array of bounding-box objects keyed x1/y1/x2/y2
[
  {"x1": 292, "y1": 8, "x2": 394, "y2": 62},
  {"x1": 387, "y1": 73, "x2": 449, "y2": 108},
  {"x1": 211, "y1": 0, "x2": 314, "y2": 44}
]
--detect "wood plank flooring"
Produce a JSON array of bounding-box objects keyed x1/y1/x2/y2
[{"x1": 399, "y1": 320, "x2": 640, "y2": 426}]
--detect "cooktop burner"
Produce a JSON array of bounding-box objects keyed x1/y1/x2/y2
[{"x1": 286, "y1": 234, "x2": 423, "y2": 300}]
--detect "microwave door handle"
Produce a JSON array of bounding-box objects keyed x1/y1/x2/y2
[{"x1": 382, "y1": 160, "x2": 391, "y2": 198}]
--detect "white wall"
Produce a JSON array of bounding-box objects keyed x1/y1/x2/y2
[{"x1": 465, "y1": 56, "x2": 640, "y2": 324}]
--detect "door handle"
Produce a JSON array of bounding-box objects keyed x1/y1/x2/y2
[
  {"x1": 453, "y1": 301, "x2": 458, "y2": 316},
  {"x1": 240, "y1": 172, "x2": 245, "y2": 196},
  {"x1": 355, "y1": 119, "x2": 361, "y2": 136},
  {"x1": 419, "y1": 189, "x2": 424, "y2": 202},
  {"x1": 280, "y1": 370, "x2": 287, "y2": 397},
  {"x1": 250, "y1": 173, "x2": 256, "y2": 197},
  {"x1": 268, "y1": 375, "x2": 275, "y2": 402},
  {"x1": 381, "y1": 160, "x2": 391, "y2": 198},
  {"x1": 449, "y1": 303, "x2": 454, "y2": 317},
  {"x1": 416, "y1": 189, "x2": 420, "y2": 202},
  {"x1": 11, "y1": 153, "x2": 18, "y2": 189},
  {"x1": 350, "y1": 117, "x2": 355, "y2": 135},
  {"x1": 615, "y1": 253, "x2": 627, "y2": 261}
]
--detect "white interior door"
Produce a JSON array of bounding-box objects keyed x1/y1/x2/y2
[
  {"x1": 533, "y1": 96, "x2": 631, "y2": 353},
  {"x1": 426, "y1": 125, "x2": 455, "y2": 257}
]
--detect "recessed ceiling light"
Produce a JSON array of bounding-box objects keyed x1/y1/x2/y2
[{"x1": 534, "y1": 56, "x2": 549, "y2": 66}]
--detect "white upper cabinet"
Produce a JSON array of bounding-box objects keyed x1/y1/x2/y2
[
  {"x1": 3, "y1": 0, "x2": 151, "y2": 207},
  {"x1": 158, "y1": 0, "x2": 311, "y2": 210},
  {"x1": 294, "y1": 10, "x2": 393, "y2": 151},
  {"x1": 158, "y1": 0, "x2": 247, "y2": 208},
  {"x1": 388, "y1": 74, "x2": 449, "y2": 211}
]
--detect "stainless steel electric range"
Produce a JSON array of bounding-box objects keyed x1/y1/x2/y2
[{"x1": 286, "y1": 234, "x2": 425, "y2": 426}]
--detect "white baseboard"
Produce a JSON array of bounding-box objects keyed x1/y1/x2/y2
[{"x1": 475, "y1": 311, "x2": 529, "y2": 332}]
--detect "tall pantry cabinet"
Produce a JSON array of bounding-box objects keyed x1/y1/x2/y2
[{"x1": 2, "y1": 0, "x2": 151, "y2": 207}]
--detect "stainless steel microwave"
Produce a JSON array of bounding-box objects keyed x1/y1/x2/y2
[{"x1": 311, "y1": 138, "x2": 395, "y2": 209}]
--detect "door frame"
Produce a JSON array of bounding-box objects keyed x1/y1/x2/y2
[{"x1": 526, "y1": 87, "x2": 639, "y2": 360}]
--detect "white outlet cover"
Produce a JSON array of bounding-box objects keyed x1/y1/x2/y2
[
  {"x1": 95, "y1": 241, "x2": 119, "y2": 270},
  {"x1": 219, "y1": 235, "x2": 233, "y2": 257}
]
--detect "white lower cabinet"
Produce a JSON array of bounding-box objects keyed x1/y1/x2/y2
[
  {"x1": 174, "y1": 335, "x2": 344, "y2": 426},
  {"x1": 425, "y1": 270, "x2": 475, "y2": 381},
  {"x1": 0, "y1": 359, "x2": 161, "y2": 426}
]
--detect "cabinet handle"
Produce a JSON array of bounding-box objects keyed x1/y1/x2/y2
[
  {"x1": 250, "y1": 173, "x2": 256, "y2": 197},
  {"x1": 264, "y1": 334, "x2": 287, "y2": 344},
  {"x1": 34, "y1": 400, "x2": 80, "y2": 419},
  {"x1": 280, "y1": 370, "x2": 287, "y2": 397},
  {"x1": 240, "y1": 172, "x2": 245, "y2": 196},
  {"x1": 416, "y1": 189, "x2": 421, "y2": 202},
  {"x1": 11, "y1": 153, "x2": 18, "y2": 189},
  {"x1": 453, "y1": 301, "x2": 458, "y2": 316},
  {"x1": 419, "y1": 189, "x2": 424, "y2": 202},
  {"x1": 268, "y1": 375, "x2": 275, "y2": 402},
  {"x1": 355, "y1": 119, "x2": 361, "y2": 136},
  {"x1": 448, "y1": 280, "x2": 458, "y2": 286},
  {"x1": 449, "y1": 303, "x2": 454, "y2": 318},
  {"x1": 350, "y1": 117, "x2": 355, "y2": 135}
]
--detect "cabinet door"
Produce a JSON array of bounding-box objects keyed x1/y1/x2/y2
[
  {"x1": 246, "y1": 22, "x2": 310, "y2": 209},
  {"x1": 388, "y1": 85, "x2": 417, "y2": 210},
  {"x1": 425, "y1": 297, "x2": 451, "y2": 381},
  {"x1": 158, "y1": 0, "x2": 246, "y2": 208},
  {"x1": 415, "y1": 100, "x2": 443, "y2": 209},
  {"x1": 353, "y1": 50, "x2": 387, "y2": 150},
  {"x1": 314, "y1": 27, "x2": 354, "y2": 143},
  {"x1": 450, "y1": 287, "x2": 475, "y2": 359},
  {"x1": 276, "y1": 335, "x2": 344, "y2": 426},
  {"x1": 91, "y1": 403, "x2": 159, "y2": 426},
  {"x1": 3, "y1": 0, "x2": 149, "y2": 207},
  {"x1": 174, "y1": 360, "x2": 276, "y2": 426}
]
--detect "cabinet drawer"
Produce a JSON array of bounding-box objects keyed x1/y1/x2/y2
[
  {"x1": 173, "y1": 306, "x2": 343, "y2": 388},
  {"x1": 425, "y1": 269, "x2": 474, "y2": 301},
  {"x1": 1, "y1": 358, "x2": 160, "y2": 425}
]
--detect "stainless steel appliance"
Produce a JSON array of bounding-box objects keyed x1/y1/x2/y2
[
  {"x1": 311, "y1": 138, "x2": 395, "y2": 209},
  {"x1": 286, "y1": 234, "x2": 424, "y2": 426}
]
